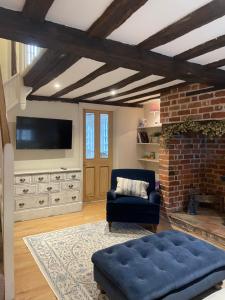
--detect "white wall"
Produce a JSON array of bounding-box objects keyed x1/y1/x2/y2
[{"x1": 8, "y1": 100, "x2": 143, "y2": 172}]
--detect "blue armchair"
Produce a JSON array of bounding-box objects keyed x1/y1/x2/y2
[{"x1": 107, "y1": 169, "x2": 161, "y2": 232}]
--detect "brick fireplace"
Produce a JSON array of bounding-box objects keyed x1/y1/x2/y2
[{"x1": 159, "y1": 84, "x2": 225, "y2": 213}]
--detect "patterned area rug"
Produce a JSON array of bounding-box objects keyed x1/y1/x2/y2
[{"x1": 24, "y1": 221, "x2": 150, "y2": 300}]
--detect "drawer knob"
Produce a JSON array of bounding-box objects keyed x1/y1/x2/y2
[
  {"x1": 72, "y1": 196, "x2": 77, "y2": 200},
  {"x1": 20, "y1": 178, "x2": 25, "y2": 183},
  {"x1": 47, "y1": 187, "x2": 53, "y2": 191},
  {"x1": 19, "y1": 203, "x2": 25, "y2": 208},
  {"x1": 55, "y1": 198, "x2": 60, "y2": 202},
  {"x1": 69, "y1": 184, "x2": 74, "y2": 189},
  {"x1": 55, "y1": 176, "x2": 60, "y2": 180},
  {"x1": 71, "y1": 175, "x2": 76, "y2": 179},
  {"x1": 38, "y1": 177, "x2": 44, "y2": 181},
  {"x1": 23, "y1": 189, "x2": 29, "y2": 194},
  {"x1": 39, "y1": 200, "x2": 45, "y2": 205}
]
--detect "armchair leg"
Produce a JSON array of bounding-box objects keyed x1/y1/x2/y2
[
  {"x1": 97, "y1": 283, "x2": 106, "y2": 294},
  {"x1": 151, "y1": 224, "x2": 158, "y2": 233},
  {"x1": 108, "y1": 222, "x2": 112, "y2": 232}
]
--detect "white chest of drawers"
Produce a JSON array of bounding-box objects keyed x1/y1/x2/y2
[{"x1": 14, "y1": 168, "x2": 82, "y2": 221}]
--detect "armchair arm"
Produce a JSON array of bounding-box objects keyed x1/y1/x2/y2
[
  {"x1": 149, "y1": 190, "x2": 161, "y2": 206},
  {"x1": 107, "y1": 189, "x2": 117, "y2": 202}
]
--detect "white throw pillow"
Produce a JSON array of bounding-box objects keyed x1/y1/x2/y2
[{"x1": 115, "y1": 177, "x2": 149, "y2": 199}]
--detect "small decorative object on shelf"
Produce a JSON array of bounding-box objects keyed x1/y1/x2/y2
[
  {"x1": 151, "y1": 132, "x2": 161, "y2": 143},
  {"x1": 143, "y1": 151, "x2": 156, "y2": 160},
  {"x1": 137, "y1": 131, "x2": 149, "y2": 143},
  {"x1": 138, "y1": 118, "x2": 148, "y2": 128}
]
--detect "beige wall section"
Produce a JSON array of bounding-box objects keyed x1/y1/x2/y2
[
  {"x1": 0, "y1": 39, "x2": 11, "y2": 83},
  {"x1": 113, "y1": 107, "x2": 143, "y2": 169},
  {"x1": 8, "y1": 101, "x2": 81, "y2": 171}
]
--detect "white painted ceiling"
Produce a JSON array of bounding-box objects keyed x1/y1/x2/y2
[
  {"x1": 153, "y1": 16, "x2": 225, "y2": 57},
  {"x1": 2, "y1": 0, "x2": 225, "y2": 104},
  {"x1": 189, "y1": 46, "x2": 225, "y2": 65},
  {"x1": 90, "y1": 75, "x2": 164, "y2": 100},
  {"x1": 63, "y1": 67, "x2": 138, "y2": 99},
  {"x1": 106, "y1": 80, "x2": 184, "y2": 102},
  {"x1": 0, "y1": 0, "x2": 25, "y2": 11},
  {"x1": 33, "y1": 58, "x2": 105, "y2": 96},
  {"x1": 108, "y1": 0, "x2": 211, "y2": 45},
  {"x1": 46, "y1": 0, "x2": 113, "y2": 31}
]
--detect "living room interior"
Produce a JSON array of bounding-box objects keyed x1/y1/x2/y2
[{"x1": 1, "y1": 0, "x2": 225, "y2": 300}]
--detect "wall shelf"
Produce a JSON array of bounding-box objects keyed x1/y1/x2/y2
[
  {"x1": 138, "y1": 158, "x2": 159, "y2": 163},
  {"x1": 137, "y1": 143, "x2": 160, "y2": 145},
  {"x1": 137, "y1": 125, "x2": 162, "y2": 130}
]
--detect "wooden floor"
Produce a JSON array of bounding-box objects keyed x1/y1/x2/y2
[{"x1": 14, "y1": 201, "x2": 170, "y2": 300}]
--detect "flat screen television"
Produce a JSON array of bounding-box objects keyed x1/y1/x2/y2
[{"x1": 16, "y1": 116, "x2": 72, "y2": 149}]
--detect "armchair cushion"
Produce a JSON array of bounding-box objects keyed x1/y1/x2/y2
[{"x1": 115, "y1": 177, "x2": 149, "y2": 199}]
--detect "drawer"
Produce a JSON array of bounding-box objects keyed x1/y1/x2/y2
[
  {"x1": 14, "y1": 175, "x2": 32, "y2": 185},
  {"x1": 50, "y1": 191, "x2": 80, "y2": 206},
  {"x1": 50, "y1": 173, "x2": 65, "y2": 182},
  {"x1": 38, "y1": 182, "x2": 60, "y2": 194},
  {"x1": 66, "y1": 191, "x2": 80, "y2": 203},
  {"x1": 15, "y1": 195, "x2": 48, "y2": 210},
  {"x1": 14, "y1": 184, "x2": 36, "y2": 196},
  {"x1": 65, "y1": 172, "x2": 81, "y2": 181},
  {"x1": 61, "y1": 181, "x2": 80, "y2": 191},
  {"x1": 33, "y1": 174, "x2": 49, "y2": 183}
]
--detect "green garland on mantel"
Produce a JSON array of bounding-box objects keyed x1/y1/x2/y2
[{"x1": 162, "y1": 118, "x2": 225, "y2": 145}]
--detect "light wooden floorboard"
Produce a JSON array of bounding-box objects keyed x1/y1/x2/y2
[
  {"x1": 14, "y1": 201, "x2": 107, "y2": 300},
  {"x1": 14, "y1": 201, "x2": 170, "y2": 300}
]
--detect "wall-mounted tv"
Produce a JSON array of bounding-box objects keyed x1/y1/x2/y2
[{"x1": 16, "y1": 116, "x2": 72, "y2": 149}]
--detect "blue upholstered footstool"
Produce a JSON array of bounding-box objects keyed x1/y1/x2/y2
[{"x1": 92, "y1": 230, "x2": 225, "y2": 300}]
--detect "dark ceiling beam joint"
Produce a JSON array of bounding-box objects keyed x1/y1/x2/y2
[
  {"x1": 22, "y1": 0, "x2": 54, "y2": 22},
  {"x1": 0, "y1": 8, "x2": 224, "y2": 86}
]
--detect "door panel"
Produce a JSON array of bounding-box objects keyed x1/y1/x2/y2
[
  {"x1": 83, "y1": 110, "x2": 113, "y2": 201},
  {"x1": 85, "y1": 167, "x2": 95, "y2": 199},
  {"x1": 99, "y1": 166, "x2": 110, "y2": 198}
]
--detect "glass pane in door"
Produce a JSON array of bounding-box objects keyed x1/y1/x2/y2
[
  {"x1": 100, "y1": 113, "x2": 109, "y2": 158},
  {"x1": 85, "y1": 112, "x2": 95, "y2": 159}
]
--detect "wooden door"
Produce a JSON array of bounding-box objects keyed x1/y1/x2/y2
[{"x1": 83, "y1": 110, "x2": 113, "y2": 201}]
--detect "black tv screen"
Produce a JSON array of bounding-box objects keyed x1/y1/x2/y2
[{"x1": 16, "y1": 116, "x2": 72, "y2": 149}]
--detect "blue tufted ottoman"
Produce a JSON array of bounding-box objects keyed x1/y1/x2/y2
[{"x1": 92, "y1": 230, "x2": 225, "y2": 300}]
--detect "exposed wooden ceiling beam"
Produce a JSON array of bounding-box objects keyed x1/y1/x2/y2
[
  {"x1": 26, "y1": 94, "x2": 142, "y2": 107},
  {"x1": 206, "y1": 58, "x2": 225, "y2": 69},
  {"x1": 56, "y1": 71, "x2": 152, "y2": 99},
  {"x1": 87, "y1": 0, "x2": 148, "y2": 38},
  {"x1": 175, "y1": 34, "x2": 225, "y2": 61},
  {"x1": 1, "y1": 8, "x2": 225, "y2": 86},
  {"x1": 130, "y1": 95, "x2": 162, "y2": 105},
  {"x1": 52, "y1": 64, "x2": 117, "y2": 97},
  {"x1": 22, "y1": 0, "x2": 54, "y2": 22},
  {"x1": 79, "y1": 77, "x2": 171, "y2": 102},
  {"x1": 27, "y1": 0, "x2": 145, "y2": 93},
  {"x1": 139, "y1": 0, "x2": 225, "y2": 50},
  {"x1": 112, "y1": 82, "x2": 188, "y2": 104},
  {"x1": 186, "y1": 85, "x2": 225, "y2": 96},
  {"x1": 26, "y1": 53, "x2": 81, "y2": 92}
]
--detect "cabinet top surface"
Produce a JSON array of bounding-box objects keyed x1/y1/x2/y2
[{"x1": 14, "y1": 167, "x2": 81, "y2": 176}]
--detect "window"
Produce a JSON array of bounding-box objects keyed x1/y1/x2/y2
[
  {"x1": 100, "y1": 113, "x2": 109, "y2": 158},
  {"x1": 85, "y1": 113, "x2": 95, "y2": 159},
  {"x1": 25, "y1": 45, "x2": 41, "y2": 67}
]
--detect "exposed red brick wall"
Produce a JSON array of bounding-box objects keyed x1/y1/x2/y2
[
  {"x1": 160, "y1": 84, "x2": 225, "y2": 124},
  {"x1": 160, "y1": 84, "x2": 225, "y2": 212}
]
